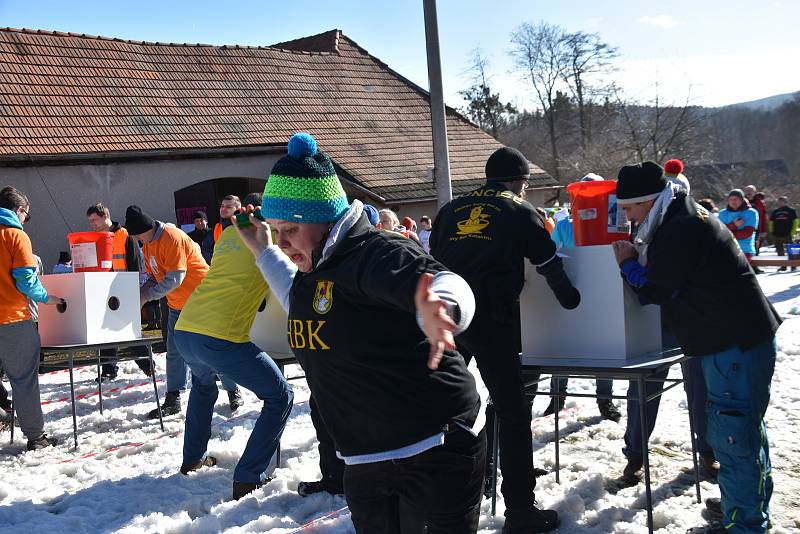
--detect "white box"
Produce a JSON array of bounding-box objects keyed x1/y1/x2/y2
[
  {"x1": 249, "y1": 293, "x2": 294, "y2": 361},
  {"x1": 520, "y1": 245, "x2": 661, "y2": 359},
  {"x1": 38, "y1": 272, "x2": 142, "y2": 346}
]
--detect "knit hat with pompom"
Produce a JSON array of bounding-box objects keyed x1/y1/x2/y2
[{"x1": 262, "y1": 133, "x2": 349, "y2": 223}]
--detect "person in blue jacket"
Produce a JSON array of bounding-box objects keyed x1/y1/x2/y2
[{"x1": 718, "y1": 189, "x2": 759, "y2": 266}]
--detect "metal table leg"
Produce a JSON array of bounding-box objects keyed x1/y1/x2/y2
[
  {"x1": 69, "y1": 355, "x2": 78, "y2": 448},
  {"x1": 148, "y1": 345, "x2": 164, "y2": 431},
  {"x1": 276, "y1": 361, "x2": 283, "y2": 468},
  {"x1": 490, "y1": 399, "x2": 499, "y2": 516},
  {"x1": 639, "y1": 375, "x2": 654, "y2": 534},
  {"x1": 96, "y1": 350, "x2": 103, "y2": 415},
  {"x1": 553, "y1": 375, "x2": 561, "y2": 484},
  {"x1": 686, "y1": 378, "x2": 702, "y2": 504}
]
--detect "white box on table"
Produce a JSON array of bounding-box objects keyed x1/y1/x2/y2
[
  {"x1": 249, "y1": 293, "x2": 293, "y2": 361},
  {"x1": 38, "y1": 272, "x2": 142, "y2": 346},
  {"x1": 520, "y1": 245, "x2": 661, "y2": 359}
]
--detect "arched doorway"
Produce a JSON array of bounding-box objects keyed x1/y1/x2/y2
[{"x1": 173, "y1": 177, "x2": 267, "y2": 229}]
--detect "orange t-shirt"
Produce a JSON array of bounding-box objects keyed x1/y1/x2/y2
[
  {"x1": 142, "y1": 225, "x2": 208, "y2": 311},
  {"x1": 0, "y1": 225, "x2": 37, "y2": 324}
]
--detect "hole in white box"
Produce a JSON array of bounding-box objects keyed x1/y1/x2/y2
[
  {"x1": 57, "y1": 301, "x2": 67, "y2": 313},
  {"x1": 108, "y1": 296, "x2": 120, "y2": 311}
]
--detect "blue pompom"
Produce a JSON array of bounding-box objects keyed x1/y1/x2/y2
[{"x1": 287, "y1": 133, "x2": 317, "y2": 158}]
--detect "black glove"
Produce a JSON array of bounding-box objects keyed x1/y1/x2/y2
[{"x1": 536, "y1": 255, "x2": 581, "y2": 310}]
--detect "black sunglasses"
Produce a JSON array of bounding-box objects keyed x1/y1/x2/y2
[{"x1": 19, "y1": 207, "x2": 30, "y2": 223}]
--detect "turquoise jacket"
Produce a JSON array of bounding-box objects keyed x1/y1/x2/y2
[{"x1": 0, "y1": 207, "x2": 48, "y2": 302}]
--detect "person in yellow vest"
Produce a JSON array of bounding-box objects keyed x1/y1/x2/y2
[
  {"x1": 87, "y1": 203, "x2": 153, "y2": 379},
  {"x1": 124, "y1": 205, "x2": 243, "y2": 418}
]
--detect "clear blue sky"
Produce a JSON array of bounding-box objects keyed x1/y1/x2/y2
[{"x1": 1, "y1": 0, "x2": 797, "y2": 109}]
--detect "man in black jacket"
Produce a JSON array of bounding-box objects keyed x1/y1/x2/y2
[
  {"x1": 431, "y1": 147, "x2": 580, "y2": 534},
  {"x1": 612, "y1": 162, "x2": 781, "y2": 534},
  {"x1": 769, "y1": 196, "x2": 797, "y2": 271}
]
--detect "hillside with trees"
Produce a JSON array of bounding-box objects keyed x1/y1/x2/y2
[{"x1": 458, "y1": 21, "x2": 799, "y2": 206}]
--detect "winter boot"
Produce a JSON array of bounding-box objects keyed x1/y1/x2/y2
[
  {"x1": 686, "y1": 522, "x2": 725, "y2": 534},
  {"x1": 704, "y1": 497, "x2": 722, "y2": 520},
  {"x1": 180, "y1": 455, "x2": 217, "y2": 475},
  {"x1": 622, "y1": 456, "x2": 643, "y2": 482},
  {"x1": 542, "y1": 397, "x2": 565, "y2": 417},
  {"x1": 297, "y1": 478, "x2": 344, "y2": 497},
  {"x1": 148, "y1": 391, "x2": 181, "y2": 419},
  {"x1": 27, "y1": 433, "x2": 58, "y2": 450},
  {"x1": 233, "y1": 476, "x2": 274, "y2": 500},
  {"x1": 597, "y1": 399, "x2": 622, "y2": 422},
  {"x1": 0, "y1": 410, "x2": 12, "y2": 431},
  {"x1": 700, "y1": 454, "x2": 720, "y2": 478},
  {"x1": 503, "y1": 506, "x2": 560, "y2": 533},
  {"x1": 228, "y1": 388, "x2": 243, "y2": 412}
]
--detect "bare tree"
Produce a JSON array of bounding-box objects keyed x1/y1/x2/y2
[
  {"x1": 561, "y1": 31, "x2": 619, "y2": 149},
  {"x1": 616, "y1": 84, "x2": 711, "y2": 164},
  {"x1": 510, "y1": 22, "x2": 570, "y2": 182},
  {"x1": 459, "y1": 49, "x2": 517, "y2": 138}
]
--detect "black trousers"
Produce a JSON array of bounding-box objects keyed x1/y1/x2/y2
[
  {"x1": 457, "y1": 319, "x2": 538, "y2": 517},
  {"x1": 309, "y1": 394, "x2": 345, "y2": 490},
  {"x1": 344, "y1": 426, "x2": 486, "y2": 534}
]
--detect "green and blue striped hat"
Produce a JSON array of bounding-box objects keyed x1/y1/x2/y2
[{"x1": 262, "y1": 133, "x2": 349, "y2": 223}]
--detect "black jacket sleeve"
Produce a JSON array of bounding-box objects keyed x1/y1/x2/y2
[
  {"x1": 520, "y1": 203, "x2": 557, "y2": 266},
  {"x1": 125, "y1": 234, "x2": 140, "y2": 272}
]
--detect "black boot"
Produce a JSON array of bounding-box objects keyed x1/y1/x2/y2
[
  {"x1": 148, "y1": 391, "x2": 180, "y2": 419},
  {"x1": 228, "y1": 388, "x2": 243, "y2": 412},
  {"x1": 233, "y1": 476, "x2": 274, "y2": 500},
  {"x1": 542, "y1": 397, "x2": 565, "y2": 417},
  {"x1": 503, "y1": 506, "x2": 560, "y2": 533},
  {"x1": 597, "y1": 399, "x2": 622, "y2": 422},
  {"x1": 622, "y1": 456, "x2": 643, "y2": 482},
  {"x1": 27, "y1": 433, "x2": 58, "y2": 451},
  {"x1": 297, "y1": 478, "x2": 344, "y2": 497}
]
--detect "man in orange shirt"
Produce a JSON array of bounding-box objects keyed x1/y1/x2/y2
[
  {"x1": 0, "y1": 186, "x2": 63, "y2": 450},
  {"x1": 86, "y1": 203, "x2": 152, "y2": 380},
  {"x1": 125, "y1": 205, "x2": 242, "y2": 418}
]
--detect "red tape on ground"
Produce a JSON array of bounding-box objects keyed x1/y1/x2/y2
[
  {"x1": 287, "y1": 505, "x2": 350, "y2": 533},
  {"x1": 41, "y1": 379, "x2": 164, "y2": 405}
]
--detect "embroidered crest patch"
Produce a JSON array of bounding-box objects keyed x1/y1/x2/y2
[{"x1": 313, "y1": 280, "x2": 334, "y2": 314}]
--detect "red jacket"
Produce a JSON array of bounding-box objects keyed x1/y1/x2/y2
[{"x1": 751, "y1": 196, "x2": 768, "y2": 233}]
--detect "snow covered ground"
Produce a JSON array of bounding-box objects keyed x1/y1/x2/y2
[{"x1": 1, "y1": 268, "x2": 798, "y2": 533}]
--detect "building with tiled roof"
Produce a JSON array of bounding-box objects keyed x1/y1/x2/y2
[{"x1": 0, "y1": 27, "x2": 558, "y2": 265}]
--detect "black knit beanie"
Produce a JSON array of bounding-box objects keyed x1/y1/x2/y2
[
  {"x1": 125, "y1": 205, "x2": 155, "y2": 235},
  {"x1": 485, "y1": 147, "x2": 530, "y2": 181},
  {"x1": 616, "y1": 161, "x2": 667, "y2": 204}
]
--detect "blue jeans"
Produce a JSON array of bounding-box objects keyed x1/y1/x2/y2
[
  {"x1": 165, "y1": 308, "x2": 237, "y2": 393},
  {"x1": 550, "y1": 377, "x2": 613, "y2": 398},
  {"x1": 702, "y1": 339, "x2": 775, "y2": 534},
  {"x1": 623, "y1": 357, "x2": 712, "y2": 459},
  {"x1": 173, "y1": 330, "x2": 293, "y2": 483}
]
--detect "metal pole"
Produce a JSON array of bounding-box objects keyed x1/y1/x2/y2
[{"x1": 423, "y1": 0, "x2": 453, "y2": 209}]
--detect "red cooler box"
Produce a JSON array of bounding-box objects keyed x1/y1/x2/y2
[{"x1": 567, "y1": 180, "x2": 630, "y2": 246}]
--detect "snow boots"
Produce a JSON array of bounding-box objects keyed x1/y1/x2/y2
[
  {"x1": 502, "y1": 506, "x2": 560, "y2": 533},
  {"x1": 148, "y1": 391, "x2": 181, "y2": 419},
  {"x1": 233, "y1": 476, "x2": 274, "y2": 500},
  {"x1": 597, "y1": 399, "x2": 622, "y2": 422},
  {"x1": 180, "y1": 455, "x2": 217, "y2": 475},
  {"x1": 297, "y1": 478, "x2": 344, "y2": 497},
  {"x1": 228, "y1": 389, "x2": 243, "y2": 412},
  {"x1": 27, "y1": 433, "x2": 58, "y2": 450}
]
